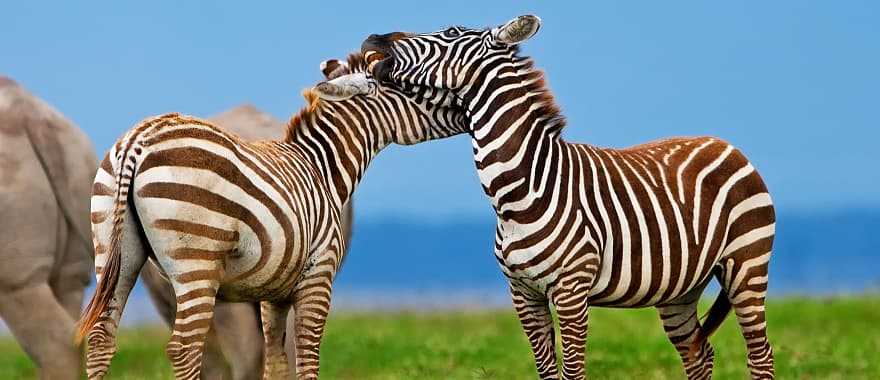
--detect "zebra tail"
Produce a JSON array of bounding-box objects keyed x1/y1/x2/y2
[
  {"x1": 688, "y1": 290, "x2": 732, "y2": 356},
  {"x1": 75, "y1": 149, "x2": 137, "y2": 345}
]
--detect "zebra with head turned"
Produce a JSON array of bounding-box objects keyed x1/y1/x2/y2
[
  {"x1": 362, "y1": 15, "x2": 776, "y2": 379},
  {"x1": 78, "y1": 53, "x2": 468, "y2": 380}
]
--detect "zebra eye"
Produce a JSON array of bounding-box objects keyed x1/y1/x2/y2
[{"x1": 445, "y1": 28, "x2": 460, "y2": 37}]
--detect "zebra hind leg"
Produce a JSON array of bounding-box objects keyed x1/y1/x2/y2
[
  {"x1": 718, "y1": 252, "x2": 774, "y2": 379},
  {"x1": 260, "y1": 300, "x2": 291, "y2": 379},
  {"x1": 85, "y1": 210, "x2": 149, "y2": 379},
  {"x1": 657, "y1": 300, "x2": 715, "y2": 379},
  {"x1": 165, "y1": 266, "x2": 222, "y2": 380}
]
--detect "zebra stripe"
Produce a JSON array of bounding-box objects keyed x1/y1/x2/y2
[
  {"x1": 364, "y1": 16, "x2": 775, "y2": 379},
  {"x1": 77, "y1": 54, "x2": 467, "y2": 380}
]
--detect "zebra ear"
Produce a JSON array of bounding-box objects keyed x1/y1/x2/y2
[
  {"x1": 493, "y1": 15, "x2": 541, "y2": 45},
  {"x1": 320, "y1": 59, "x2": 351, "y2": 80},
  {"x1": 313, "y1": 73, "x2": 373, "y2": 101}
]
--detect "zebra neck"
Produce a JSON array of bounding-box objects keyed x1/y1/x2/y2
[
  {"x1": 466, "y1": 78, "x2": 566, "y2": 214},
  {"x1": 285, "y1": 106, "x2": 389, "y2": 209}
]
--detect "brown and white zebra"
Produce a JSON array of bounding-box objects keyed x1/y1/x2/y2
[
  {"x1": 362, "y1": 15, "x2": 776, "y2": 379},
  {"x1": 77, "y1": 54, "x2": 467, "y2": 380},
  {"x1": 137, "y1": 103, "x2": 357, "y2": 380}
]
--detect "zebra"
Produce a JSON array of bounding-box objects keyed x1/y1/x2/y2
[
  {"x1": 77, "y1": 53, "x2": 468, "y2": 380},
  {"x1": 362, "y1": 15, "x2": 776, "y2": 379}
]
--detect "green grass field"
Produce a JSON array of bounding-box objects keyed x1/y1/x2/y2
[{"x1": 1, "y1": 296, "x2": 877, "y2": 379}]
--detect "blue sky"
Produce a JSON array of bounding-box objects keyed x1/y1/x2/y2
[{"x1": 3, "y1": 2, "x2": 877, "y2": 220}]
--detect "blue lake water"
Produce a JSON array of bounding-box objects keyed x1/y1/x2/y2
[{"x1": 336, "y1": 208, "x2": 880, "y2": 297}]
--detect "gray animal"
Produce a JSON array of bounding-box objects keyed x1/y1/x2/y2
[
  {"x1": 138, "y1": 103, "x2": 353, "y2": 379},
  {"x1": 0, "y1": 76, "x2": 96, "y2": 379}
]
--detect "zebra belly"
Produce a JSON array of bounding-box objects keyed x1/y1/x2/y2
[
  {"x1": 496, "y1": 218, "x2": 721, "y2": 307},
  {"x1": 587, "y1": 244, "x2": 720, "y2": 308},
  {"x1": 216, "y1": 240, "x2": 304, "y2": 302}
]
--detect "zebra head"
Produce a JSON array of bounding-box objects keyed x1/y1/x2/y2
[
  {"x1": 361, "y1": 15, "x2": 542, "y2": 111},
  {"x1": 307, "y1": 53, "x2": 469, "y2": 145}
]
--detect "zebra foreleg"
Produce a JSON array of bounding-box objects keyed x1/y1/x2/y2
[
  {"x1": 551, "y1": 285, "x2": 589, "y2": 380},
  {"x1": 657, "y1": 301, "x2": 715, "y2": 379},
  {"x1": 260, "y1": 300, "x2": 291, "y2": 379},
  {"x1": 290, "y1": 259, "x2": 336, "y2": 380},
  {"x1": 509, "y1": 284, "x2": 559, "y2": 379}
]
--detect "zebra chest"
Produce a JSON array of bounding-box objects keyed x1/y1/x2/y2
[
  {"x1": 495, "y1": 214, "x2": 604, "y2": 295},
  {"x1": 495, "y1": 222, "x2": 563, "y2": 291}
]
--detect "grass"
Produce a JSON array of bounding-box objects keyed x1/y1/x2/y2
[{"x1": 1, "y1": 296, "x2": 878, "y2": 379}]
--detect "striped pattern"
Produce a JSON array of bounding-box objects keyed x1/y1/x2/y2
[
  {"x1": 77, "y1": 55, "x2": 467, "y2": 380},
  {"x1": 364, "y1": 18, "x2": 775, "y2": 379}
]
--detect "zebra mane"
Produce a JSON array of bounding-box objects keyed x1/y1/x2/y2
[
  {"x1": 284, "y1": 53, "x2": 369, "y2": 141},
  {"x1": 509, "y1": 48, "x2": 567, "y2": 132},
  {"x1": 343, "y1": 52, "x2": 368, "y2": 73}
]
